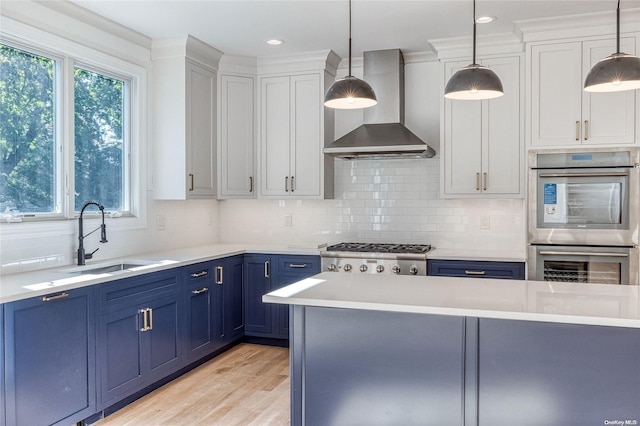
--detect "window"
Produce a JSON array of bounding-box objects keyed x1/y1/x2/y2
[
  {"x1": 0, "y1": 42, "x2": 132, "y2": 218},
  {"x1": 0, "y1": 44, "x2": 57, "y2": 214}
]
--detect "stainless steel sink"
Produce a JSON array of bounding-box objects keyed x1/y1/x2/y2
[{"x1": 59, "y1": 260, "x2": 158, "y2": 275}]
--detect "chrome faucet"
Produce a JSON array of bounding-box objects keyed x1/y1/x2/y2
[{"x1": 77, "y1": 200, "x2": 108, "y2": 265}]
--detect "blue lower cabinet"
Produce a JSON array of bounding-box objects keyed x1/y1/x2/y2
[
  {"x1": 3, "y1": 287, "x2": 96, "y2": 426},
  {"x1": 245, "y1": 254, "x2": 320, "y2": 339},
  {"x1": 98, "y1": 270, "x2": 181, "y2": 408},
  {"x1": 428, "y1": 259, "x2": 525, "y2": 280},
  {"x1": 183, "y1": 261, "x2": 222, "y2": 363},
  {"x1": 221, "y1": 255, "x2": 244, "y2": 343},
  {"x1": 477, "y1": 318, "x2": 640, "y2": 424}
]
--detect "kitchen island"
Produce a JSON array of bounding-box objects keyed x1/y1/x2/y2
[{"x1": 263, "y1": 273, "x2": 640, "y2": 426}]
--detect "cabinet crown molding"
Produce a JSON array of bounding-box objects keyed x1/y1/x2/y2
[
  {"x1": 516, "y1": 8, "x2": 640, "y2": 43},
  {"x1": 219, "y1": 55, "x2": 258, "y2": 75},
  {"x1": 257, "y1": 49, "x2": 339, "y2": 76},
  {"x1": 152, "y1": 35, "x2": 223, "y2": 70},
  {"x1": 429, "y1": 33, "x2": 523, "y2": 60}
]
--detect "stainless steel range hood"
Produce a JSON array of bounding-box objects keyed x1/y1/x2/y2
[{"x1": 324, "y1": 49, "x2": 436, "y2": 159}]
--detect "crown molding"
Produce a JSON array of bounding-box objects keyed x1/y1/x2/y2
[
  {"x1": 151, "y1": 35, "x2": 223, "y2": 70},
  {"x1": 429, "y1": 33, "x2": 523, "y2": 60},
  {"x1": 257, "y1": 49, "x2": 339, "y2": 75}
]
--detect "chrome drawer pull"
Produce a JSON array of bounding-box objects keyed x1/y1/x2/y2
[
  {"x1": 465, "y1": 270, "x2": 486, "y2": 275},
  {"x1": 42, "y1": 292, "x2": 69, "y2": 302},
  {"x1": 190, "y1": 270, "x2": 208, "y2": 278},
  {"x1": 192, "y1": 287, "x2": 209, "y2": 295},
  {"x1": 289, "y1": 264, "x2": 308, "y2": 268},
  {"x1": 539, "y1": 251, "x2": 628, "y2": 257},
  {"x1": 216, "y1": 266, "x2": 223, "y2": 284}
]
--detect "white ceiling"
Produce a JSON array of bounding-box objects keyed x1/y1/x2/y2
[{"x1": 69, "y1": 0, "x2": 640, "y2": 59}]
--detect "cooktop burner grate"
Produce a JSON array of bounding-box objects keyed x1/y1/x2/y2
[{"x1": 326, "y1": 242, "x2": 432, "y2": 255}]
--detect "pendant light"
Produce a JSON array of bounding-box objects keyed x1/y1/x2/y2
[
  {"x1": 584, "y1": 0, "x2": 640, "y2": 92},
  {"x1": 324, "y1": 0, "x2": 377, "y2": 109},
  {"x1": 444, "y1": 0, "x2": 504, "y2": 100}
]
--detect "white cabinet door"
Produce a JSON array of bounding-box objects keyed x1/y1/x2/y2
[
  {"x1": 530, "y1": 42, "x2": 583, "y2": 147},
  {"x1": 483, "y1": 56, "x2": 522, "y2": 195},
  {"x1": 219, "y1": 74, "x2": 255, "y2": 198},
  {"x1": 260, "y1": 76, "x2": 291, "y2": 197},
  {"x1": 186, "y1": 60, "x2": 217, "y2": 198},
  {"x1": 530, "y1": 37, "x2": 637, "y2": 147},
  {"x1": 443, "y1": 61, "x2": 482, "y2": 195},
  {"x1": 443, "y1": 56, "x2": 523, "y2": 198},
  {"x1": 582, "y1": 37, "x2": 636, "y2": 146},
  {"x1": 290, "y1": 74, "x2": 321, "y2": 197}
]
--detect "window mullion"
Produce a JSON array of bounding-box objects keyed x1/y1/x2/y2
[{"x1": 62, "y1": 56, "x2": 76, "y2": 219}]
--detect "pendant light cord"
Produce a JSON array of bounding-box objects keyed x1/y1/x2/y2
[
  {"x1": 616, "y1": 0, "x2": 621, "y2": 54},
  {"x1": 348, "y1": 0, "x2": 353, "y2": 76},
  {"x1": 472, "y1": 0, "x2": 477, "y2": 64}
]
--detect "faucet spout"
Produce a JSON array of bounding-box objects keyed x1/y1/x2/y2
[{"x1": 77, "y1": 200, "x2": 108, "y2": 266}]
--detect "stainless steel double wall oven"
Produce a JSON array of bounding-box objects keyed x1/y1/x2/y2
[{"x1": 528, "y1": 148, "x2": 639, "y2": 285}]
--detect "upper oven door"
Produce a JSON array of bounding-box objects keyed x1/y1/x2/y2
[{"x1": 528, "y1": 151, "x2": 639, "y2": 246}]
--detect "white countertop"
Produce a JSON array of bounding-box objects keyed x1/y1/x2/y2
[
  {"x1": 0, "y1": 243, "x2": 323, "y2": 304},
  {"x1": 263, "y1": 272, "x2": 640, "y2": 329}
]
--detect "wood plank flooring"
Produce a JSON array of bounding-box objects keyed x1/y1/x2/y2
[{"x1": 94, "y1": 344, "x2": 290, "y2": 426}]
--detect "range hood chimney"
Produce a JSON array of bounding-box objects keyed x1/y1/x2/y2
[{"x1": 324, "y1": 49, "x2": 436, "y2": 159}]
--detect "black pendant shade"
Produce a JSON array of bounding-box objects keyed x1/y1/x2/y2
[
  {"x1": 324, "y1": 76, "x2": 377, "y2": 109},
  {"x1": 584, "y1": 1, "x2": 640, "y2": 92},
  {"x1": 444, "y1": 0, "x2": 504, "y2": 100},
  {"x1": 324, "y1": 0, "x2": 377, "y2": 109},
  {"x1": 444, "y1": 64, "x2": 504, "y2": 100}
]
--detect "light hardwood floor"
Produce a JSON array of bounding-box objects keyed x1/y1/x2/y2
[{"x1": 94, "y1": 344, "x2": 290, "y2": 426}]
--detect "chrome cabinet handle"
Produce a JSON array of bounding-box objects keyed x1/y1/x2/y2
[
  {"x1": 264, "y1": 261, "x2": 270, "y2": 278},
  {"x1": 539, "y1": 172, "x2": 629, "y2": 178},
  {"x1": 249, "y1": 176, "x2": 254, "y2": 193},
  {"x1": 483, "y1": 172, "x2": 487, "y2": 191},
  {"x1": 291, "y1": 176, "x2": 295, "y2": 192},
  {"x1": 190, "y1": 270, "x2": 208, "y2": 278},
  {"x1": 148, "y1": 308, "x2": 153, "y2": 331},
  {"x1": 539, "y1": 251, "x2": 628, "y2": 257},
  {"x1": 584, "y1": 120, "x2": 589, "y2": 140},
  {"x1": 216, "y1": 266, "x2": 223, "y2": 284},
  {"x1": 465, "y1": 270, "x2": 486, "y2": 275},
  {"x1": 575, "y1": 121, "x2": 580, "y2": 141},
  {"x1": 139, "y1": 308, "x2": 149, "y2": 332},
  {"x1": 192, "y1": 287, "x2": 209, "y2": 295},
  {"x1": 189, "y1": 173, "x2": 194, "y2": 191},
  {"x1": 285, "y1": 176, "x2": 289, "y2": 192},
  {"x1": 289, "y1": 264, "x2": 308, "y2": 268},
  {"x1": 42, "y1": 292, "x2": 69, "y2": 302},
  {"x1": 475, "y1": 173, "x2": 480, "y2": 191}
]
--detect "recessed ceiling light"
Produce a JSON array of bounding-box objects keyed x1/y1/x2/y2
[
  {"x1": 266, "y1": 39, "x2": 284, "y2": 46},
  {"x1": 475, "y1": 16, "x2": 496, "y2": 24}
]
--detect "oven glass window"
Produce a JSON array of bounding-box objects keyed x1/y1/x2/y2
[
  {"x1": 543, "y1": 260, "x2": 622, "y2": 284},
  {"x1": 542, "y1": 182, "x2": 622, "y2": 226}
]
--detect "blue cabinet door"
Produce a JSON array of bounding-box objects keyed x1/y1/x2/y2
[
  {"x1": 273, "y1": 255, "x2": 320, "y2": 338},
  {"x1": 222, "y1": 255, "x2": 244, "y2": 343},
  {"x1": 183, "y1": 261, "x2": 220, "y2": 363},
  {"x1": 427, "y1": 259, "x2": 525, "y2": 280},
  {"x1": 4, "y1": 287, "x2": 96, "y2": 426},
  {"x1": 145, "y1": 296, "x2": 181, "y2": 383},
  {"x1": 478, "y1": 318, "x2": 640, "y2": 424},
  {"x1": 244, "y1": 254, "x2": 272, "y2": 335}
]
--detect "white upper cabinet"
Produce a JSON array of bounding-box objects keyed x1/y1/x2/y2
[
  {"x1": 152, "y1": 36, "x2": 222, "y2": 200},
  {"x1": 218, "y1": 73, "x2": 256, "y2": 199},
  {"x1": 258, "y1": 51, "x2": 338, "y2": 199},
  {"x1": 529, "y1": 36, "x2": 638, "y2": 147},
  {"x1": 442, "y1": 55, "x2": 523, "y2": 198}
]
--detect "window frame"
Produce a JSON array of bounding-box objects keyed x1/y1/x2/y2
[{"x1": 0, "y1": 30, "x2": 147, "y2": 229}]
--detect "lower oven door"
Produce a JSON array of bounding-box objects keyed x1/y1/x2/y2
[{"x1": 528, "y1": 245, "x2": 639, "y2": 285}]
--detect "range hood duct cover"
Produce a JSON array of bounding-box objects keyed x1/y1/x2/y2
[{"x1": 324, "y1": 49, "x2": 436, "y2": 159}]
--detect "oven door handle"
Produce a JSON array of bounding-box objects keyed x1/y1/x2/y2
[
  {"x1": 539, "y1": 250, "x2": 628, "y2": 257},
  {"x1": 538, "y1": 172, "x2": 629, "y2": 178}
]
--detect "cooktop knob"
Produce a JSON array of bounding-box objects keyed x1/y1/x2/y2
[
  {"x1": 376, "y1": 265, "x2": 384, "y2": 273},
  {"x1": 360, "y1": 264, "x2": 368, "y2": 272},
  {"x1": 327, "y1": 263, "x2": 337, "y2": 272},
  {"x1": 343, "y1": 264, "x2": 352, "y2": 272},
  {"x1": 409, "y1": 265, "x2": 419, "y2": 275},
  {"x1": 392, "y1": 265, "x2": 401, "y2": 274}
]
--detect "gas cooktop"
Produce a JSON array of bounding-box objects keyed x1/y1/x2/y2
[{"x1": 325, "y1": 242, "x2": 432, "y2": 255}]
